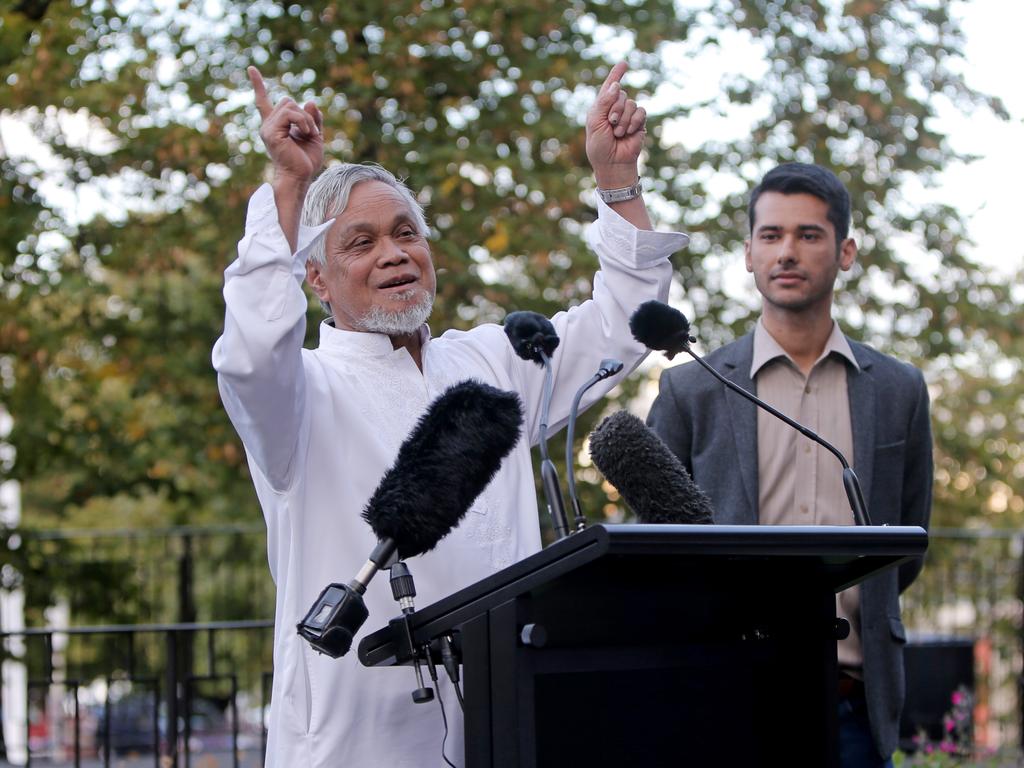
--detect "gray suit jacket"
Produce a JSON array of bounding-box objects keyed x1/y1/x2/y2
[{"x1": 648, "y1": 331, "x2": 933, "y2": 758}]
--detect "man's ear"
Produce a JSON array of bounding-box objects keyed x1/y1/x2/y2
[
  {"x1": 306, "y1": 261, "x2": 330, "y2": 303},
  {"x1": 744, "y1": 239, "x2": 753, "y2": 272},
  {"x1": 838, "y1": 238, "x2": 857, "y2": 272}
]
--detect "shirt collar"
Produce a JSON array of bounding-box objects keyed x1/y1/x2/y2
[
  {"x1": 750, "y1": 317, "x2": 859, "y2": 378},
  {"x1": 317, "y1": 319, "x2": 431, "y2": 358}
]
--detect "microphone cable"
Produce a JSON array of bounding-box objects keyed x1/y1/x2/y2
[
  {"x1": 439, "y1": 633, "x2": 464, "y2": 710},
  {"x1": 423, "y1": 650, "x2": 459, "y2": 768}
]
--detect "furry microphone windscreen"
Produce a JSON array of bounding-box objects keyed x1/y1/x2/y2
[
  {"x1": 503, "y1": 311, "x2": 560, "y2": 364},
  {"x1": 362, "y1": 380, "x2": 524, "y2": 559},
  {"x1": 589, "y1": 410, "x2": 714, "y2": 525},
  {"x1": 628, "y1": 300, "x2": 692, "y2": 359}
]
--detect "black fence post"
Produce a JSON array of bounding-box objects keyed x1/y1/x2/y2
[
  {"x1": 0, "y1": 605, "x2": 7, "y2": 762},
  {"x1": 179, "y1": 533, "x2": 196, "y2": 699},
  {"x1": 166, "y1": 630, "x2": 179, "y2": 768},
  {"x1": 1018, "y1": 534, "x2": 1024, "y2": 751}
]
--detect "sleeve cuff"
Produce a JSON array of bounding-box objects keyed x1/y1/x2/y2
[
  {"x1": 590, "y1": 197, "x2": 690, "y2": 267},
  {"x1": 295, "y1": 220, "x2": 333, "y2": 264},
  {"x1": 243, "y1": 183, "x2": 333, "y2": 278},
  {"x1": 244, "y1": 183, "x2": 278, "y2": 229}
]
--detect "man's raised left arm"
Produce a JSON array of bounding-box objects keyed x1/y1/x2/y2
[{"x1": 506, "y1": 61, "x2": 689, "y2": 443}]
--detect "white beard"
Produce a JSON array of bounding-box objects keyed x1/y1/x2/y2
[{"x1": 353, "y1": 289, "x2": 434, "y2": 336}]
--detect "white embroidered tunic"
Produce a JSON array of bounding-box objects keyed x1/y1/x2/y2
[{"x1": 212, "y1": 183, "x2": 688, "y2": 766}]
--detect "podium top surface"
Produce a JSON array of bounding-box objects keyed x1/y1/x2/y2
[{"x1": 359, "y1": 523, "x2": 927, "y2": 667}]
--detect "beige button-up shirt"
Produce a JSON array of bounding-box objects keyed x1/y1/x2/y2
[{"x1": 751, "y1": 319, "x2": 863, "y2": 673}]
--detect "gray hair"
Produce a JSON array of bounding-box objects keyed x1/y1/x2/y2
[{"x1": 301, "y1": 163, "x2": 429, "y2": 268}]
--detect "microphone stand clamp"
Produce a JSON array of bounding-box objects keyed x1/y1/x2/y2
[{"x1": 389, "y1": 561, "x2": 434, "y2": 704}]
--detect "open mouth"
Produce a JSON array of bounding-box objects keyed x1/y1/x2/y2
[{"x1": 378, "y1": 275, "x2": 417, "y2": 290}]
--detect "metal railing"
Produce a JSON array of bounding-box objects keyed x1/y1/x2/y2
[
  {"x1": 1, "y1": 620, "x2": 273, "y2": 767},
  {"x1": 1, "y1": 525, "x2": 1022, "y2": 763},
  {"x1": 1, "y1": 525, "x2": 275, "y2": 766},
  {"x1": 900, "y1": 527, "x2": 1024, "y2": 750},
  {"x1": 3, "y1": 524, "x2": 273, "y2": 628}
]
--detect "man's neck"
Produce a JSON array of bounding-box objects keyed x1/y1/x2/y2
[
  {"x1": 761, "y1": 305, "x2": 835, "y2": 376},
  {"x1": 390, "y1": 330, "x2": 424, "y2": 371}
]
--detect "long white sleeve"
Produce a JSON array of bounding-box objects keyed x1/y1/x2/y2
[
  {"x1": 212, "y1": 184, "x2": 332, "y2": 491},
  {"x1": 506, "y1": 198, "x2": 690, "y2": 444}
]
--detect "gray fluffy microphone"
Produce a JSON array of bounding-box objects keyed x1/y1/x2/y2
[{"x1": 589, "y1": 410, "x2": 714, "y2": 524}]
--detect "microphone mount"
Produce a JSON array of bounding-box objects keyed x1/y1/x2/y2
[
  {"x1": 503, "y1": 311, "x2": 570, "y2": 539},
  {"x1": 389, "y1": 561, "x2": 434, "y2": 704},
  {"x1": 566, "y1": 358, "x2": 624, "y2": 531},
  {"x1": 537, "y1": 348, "x2": 571, "y2": 540}
]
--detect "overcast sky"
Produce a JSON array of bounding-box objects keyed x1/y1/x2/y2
[{"x1": 926, "y1": 0, "x2": 1024, "y2": 274}]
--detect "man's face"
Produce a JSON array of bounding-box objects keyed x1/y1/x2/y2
[
  {"x1": 307, "y1": 180, "x2": 436, "y2": 335},
  {"x1": 744, "y1": 191, "x2": 856, "y2": 314}
]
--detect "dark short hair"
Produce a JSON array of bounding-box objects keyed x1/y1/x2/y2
[{"x1": 748, "y1": 162, "x2": 851, "y2": 245}]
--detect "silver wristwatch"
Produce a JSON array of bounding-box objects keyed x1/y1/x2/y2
[{"x1": 597, "y1": 179, "x2": 642, "y2": 204}]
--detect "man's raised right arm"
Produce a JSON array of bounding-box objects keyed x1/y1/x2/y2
[{"x1": 211, "y1": 67, "x2": 326, "y2": 491}]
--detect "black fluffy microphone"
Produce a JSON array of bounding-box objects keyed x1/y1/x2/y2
[
  {"x1": 630, "y1": 300, "x2": 872, "y2": 526},
  {"x1": 297, "y1": 380, "x2": 523, "y2": 658},
  {"x1": 588, "y1": 410, "x2": 714, "y2": 524},
  {"x1": 503, "y1": 311, "x2": 560, "y2": 362},
  {"x1": 628, "y1": 300, "x2": 693, "y2": 360},
  {"x1": 363, "y1": 380, "x2": 523, "y2": 556},
  {"x1": 504, "y1": 311, "x2": 570, "y2": 539}
]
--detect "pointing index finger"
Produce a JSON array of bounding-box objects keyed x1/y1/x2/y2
[
  {"x1": 248, "y1": 66, "x2": 272, "y2": 118},
  {"x1": 599, "y1": 61, "x2": 628, "y2": 97}
]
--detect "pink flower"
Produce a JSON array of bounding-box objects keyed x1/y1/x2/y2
[{"x1": 952, "y1": 691, "x2": 964, "y2": 706}]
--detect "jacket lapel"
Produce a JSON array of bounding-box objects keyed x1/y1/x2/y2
[
  {"x1": 847, "y1": 342, "x2": 876, "y2": 517},
  {"x1": 721, "y1": 334, "x2": 759, "y2": 524}
]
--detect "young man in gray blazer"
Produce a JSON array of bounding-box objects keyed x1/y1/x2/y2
[{"x1": 648, "y1": 162, "x2": 932, "y2": 768}]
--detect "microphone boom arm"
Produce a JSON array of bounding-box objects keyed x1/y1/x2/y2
[
  {"x1": 538, "y1": 349, "x2": 570, "y2": 539},
  {"x1": 682, "y1": 344, "x2": 873, "y2": 527},
  {"x1": 567, "y1": 372, "x2": 602, "y2": 532},
  {"x1": 565, "y1": 359, "x2": 624, "y2": 532}
]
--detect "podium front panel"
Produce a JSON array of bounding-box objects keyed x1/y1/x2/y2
[{"x1": 359, "y1": 524, "x2": 927, "y2": 767}]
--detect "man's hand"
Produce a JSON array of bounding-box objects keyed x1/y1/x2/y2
[
  {"x1": 249, "y1": 66, "x2": 324, "y2": 187},
  {"x1": 585, "y1": 61, "x2": 647, "y2": 190}
]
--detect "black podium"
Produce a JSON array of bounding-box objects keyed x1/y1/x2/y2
[{"x1": 359, "y1": 524, "x2": 927, "y2": 767}]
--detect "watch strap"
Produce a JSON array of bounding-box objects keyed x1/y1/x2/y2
[{"x1": 597, "y1": 179, "x2": 643, "y2": 204}]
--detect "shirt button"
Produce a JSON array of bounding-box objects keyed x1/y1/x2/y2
[
  {"x1": 804, "y1": 385, "x2": 812, "y2": 394},
  {"x1": 804, "y1": 445, "x2": 811, "y2": 454},
  {"x1": 800, "y1": 505, "x2": 809, "y2": 514}
]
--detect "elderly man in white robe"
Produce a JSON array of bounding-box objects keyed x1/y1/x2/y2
[{"x1": 212, "y1": 61, "x2": 689, "y2": 767}]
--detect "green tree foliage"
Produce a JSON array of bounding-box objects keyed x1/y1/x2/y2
[{"x1": 1, "y1": 0, "x2": 1021, "y2": 623}]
